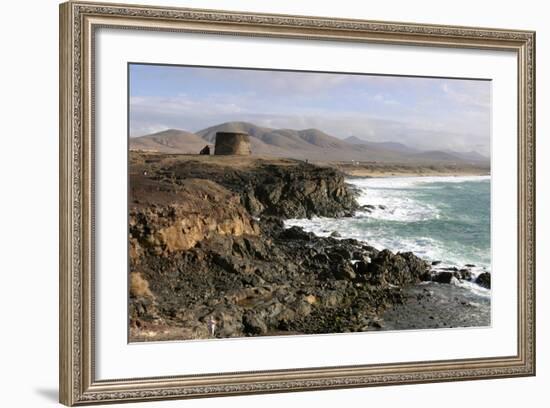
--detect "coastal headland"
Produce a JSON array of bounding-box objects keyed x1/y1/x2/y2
[{"x1": 128, "y1": 152, "x2": 490, "y2": 342}]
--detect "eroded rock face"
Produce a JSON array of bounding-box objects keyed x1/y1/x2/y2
[
  {"x1": 162, "y1": 159, "x2": 358, "y2": 219},
  {"x1": 129, "y1": 178, "x2": 259, "y2": 256},
  {"x1": 128, "y1": 153, "x2": 429, "y2": 341}
]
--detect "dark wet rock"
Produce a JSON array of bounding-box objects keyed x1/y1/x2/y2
[
  {"x1": 476, "y1": 272, "x2": 491, "y2": 289},
  {"x1": 458, "y1": 269, "x2": 474, "y2": 281},
  {"x1": 362, "y1": 245, "x2": 379, "y2": 257},
  {"x1": 431, "y1": 260, "x2": 442, "y2": 266},
  {"x1": 330, "y1": 231, "x2": 341, "y2": 238},
  {"x1": 354, "y1": 261, "x2": 369, "y2": 276},
  {"x1": 432, "y1": 271, "x2": 455, "y2": 284},
  {"x1": 366, "y1": 250, "x2": 429, "y2": 286},
  {"x1": 420, "y1": 270, "x2": 434, "y2": 282},
  {"x1": 351, "y1": 251, "x2": 365, "y2": 260},
  {"x1": 378, "y1": 205, "x2": 387, "y2": 210},
  {"x1": 465, "y1": 263, "x2": 476, "y2": 268},
  {"x1": 280, "y1": 226, "x2": 312, "y2": 241},
  {"x1": 329, "y1": 246, "x2": 352, "y2": 260}
]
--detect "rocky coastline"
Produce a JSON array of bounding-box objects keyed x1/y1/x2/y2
[{"x1": 129, "y1": 152, "x2": 490, "y2": 342}]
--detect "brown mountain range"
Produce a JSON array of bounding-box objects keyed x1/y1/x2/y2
[{"x1": 130, "y1": 121, "x2": 489, "y2": 164}]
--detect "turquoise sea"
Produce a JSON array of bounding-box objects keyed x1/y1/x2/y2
[{"x1": 286, "y1": 176, "x2": 491, "y2": 282}]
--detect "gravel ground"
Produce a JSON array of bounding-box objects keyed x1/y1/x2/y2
[{"x1": 379, "y1": 282, "x2": 491, "y2": 331}]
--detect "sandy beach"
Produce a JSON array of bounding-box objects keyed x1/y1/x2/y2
[{"x1": 323, "y1": 161, "x2": 490, "y2": 178}]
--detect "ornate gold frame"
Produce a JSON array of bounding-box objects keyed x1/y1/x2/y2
[{"x1": 59, "y1": 1, "x2": 536, "y2": 405}]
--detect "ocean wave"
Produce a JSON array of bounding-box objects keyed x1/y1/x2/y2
[
  {"x1": 347, "y1": 175, "x2": 491, "y2": 190},
  {"x1": 347, "y1": 179, "x2": 437, "y2": 223},
  {"x1": 346, "y1": 175, "x2": 490, "y2": 223},
  {"x1": 285, "y1": 217, "x2": 489, "y2": 269},
  {"x1": 284, "y1": 175, "x2": 491, "y2": 298},
  {"x1": 354, "y1": 190, "x2": 439, "y2": 222},
  {"x1": 451, "y1": 276, "x2": 491, "y2": 298}
]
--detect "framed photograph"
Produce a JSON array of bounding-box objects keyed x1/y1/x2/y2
[{"x1": 59, "y1": 1, "x2": 536, "y2": 405}]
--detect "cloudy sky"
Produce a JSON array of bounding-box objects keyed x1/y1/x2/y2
[{"x1": 129, "y1": 64, "x2": 491, "y2": 155}]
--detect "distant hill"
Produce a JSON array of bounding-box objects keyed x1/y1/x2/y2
[
  {"x1": 444, "y1": 150, "x2": 489, "y2": 163},
  {"x1": 196, "y1": 122, "x2": 293, "y2": 156},
  {"x1": 343, "y1": 135, "x2": 365, "y2": 144},
  {"x1": 130, "y1": 121, "x2": 489, "y2": 165},
  {"x1": 197, "y1": 122, "x2": 347, "y2": 151},
  {"x1": 196, "y1": 122, "x2": 354, "y2": 160},
  {"x1": 410, "y1": 150, "x2": 490, "y2": 164},
  {"x1": 345, "y1": 136, "x2": 420, "y2": 155},
  {"x1": 196, "y1": 121, "x2": 401, "y2": 161},
  {"x1": 410, "y1": 150, "x2": 463, "y2": 162},
  {"x1": 130, "y1": 129, "x2": 210, "y2": 154}
]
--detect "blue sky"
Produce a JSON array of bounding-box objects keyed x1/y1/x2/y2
[{"x1": 129, "y1": 64, "x2": 491, "y2": 155}]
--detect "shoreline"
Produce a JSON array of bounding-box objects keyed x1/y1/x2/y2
[
  {"x1": 322, "y1": 160, "x2": 490, "y2": 178},
  {"x1": 286, "y1": 173, "x2": 492, "y2": 295},
  {"x1": 129, "y1": 151, "x2": 490, "y2": 341},
  {"x1": 344, "y1": 171, "x2": 490, "y2": 178},
  {"x1": 379, "y1": 282, "x2": 490, "y2": 331},
  {"x1": 285, "y1": 216, "x2": 492, "y2": 296}
]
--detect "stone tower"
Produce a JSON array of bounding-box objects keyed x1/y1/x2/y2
[{"x1": 214, "y1": 132, "x2": 252, "y2": 155}]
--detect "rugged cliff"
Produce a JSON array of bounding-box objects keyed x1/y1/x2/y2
[
  {"x1": 128, "y1": 152, "x2": 430, "y2": 341},
  {"x1": 130, "y1": 177, "x2": 259, "y2": 256},
  {"x1": 151, "y1": 155, "x2": 359, "y2": 218}
]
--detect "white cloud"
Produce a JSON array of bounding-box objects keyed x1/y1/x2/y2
[
  {"x1": 129, "y1": 72, "x2": 490, "y2": 155},
  {"x1": 440, "y1": 81, "x2": 491, "y2": 109}
]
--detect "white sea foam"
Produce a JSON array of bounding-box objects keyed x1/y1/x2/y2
[
  {"x1": 347, "y1": 175, "x2": 490, "y2": 223},
  {"x1": 285, "y1": 175, "x2": 491, "y2": 297},
  {"x1": 349, "y1": 175, "x2": 490, "y2": 189},
  {"x1": 452, "y1": 279, "x2": 491, "y2": 298},
  {"x1": 285, "y1": 216, "x2": 484, "y2": 269}
]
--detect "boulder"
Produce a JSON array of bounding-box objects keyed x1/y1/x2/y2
[
  {"x1": 432, "y1": 271, "x2": 454, "y2": 284},
  {"x1": 354, "y1": 261, "x2": 369, "y2": 276},
  {"x1": 366, "y1": 249, "x2": 429, "y2": 286},
  {"x1": 420, "y1": 270, "x2": 433, "y2": 282},
  {"x1": 280, "y1": 226, "x2": 312, "y2": 241},
  {"x1": 476, "y1": 272, "x2": 491, "y2": 289},
  {"x1": 334, "y1": 262, "x2": 357, "y2": 280},
  {"x1": 458, "y1": 269, "x2": 473, "y2": 281}
]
